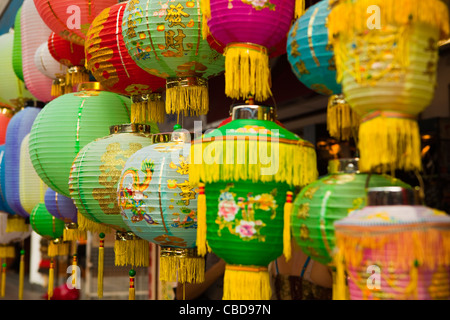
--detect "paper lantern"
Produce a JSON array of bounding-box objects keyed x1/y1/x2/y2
[
  {"x1": 12, "y1": 7, "x2": 24, "y2": 83},
  {"x1": 287, "y1": 0, "x2": 359, "y2": 140},
  {"x1": 21, "y1": 0, "x2": 54, "y2": 103},
  {"x1": 122, "y1": 0, "x2": 225, "y2": 117},
  {"x1": 34, "y1": 42, "x2": 68, "y2": 89},
  {"x1": 0, "y1": 145, "x2": 15, "y2": 216},
  {"x1": 19, "y1": 133, "x2": 49, "y2": 215},
  {"x1": 0, "y1": 104, "x2": 14, "y2": 145},
  {"x1": 201, "y1": 0, "x2": 303, "y2": 102},
  {"x1": 189, "y1": 103, "x2": 318, "y2": 299},
  {"x1": 334, "y1": 186, "x2": 450, "y2": 300},
  {"x1": 328, "y1": 0, "x2": 449, "y2": 172},
  {"x1": 33, "y1": 0, "x2": 118, "y2": 46},
  {"x1": 85, "y1": 2, "x2": 167, "y2": 123},
  {"x1": 118, "y1": 129, "x2": 204, "y2": 284},
  {"x1": 48, "y1": 32, "x2": 88, "y2": 96},
  {"x1": 291, "y1": 158, "x2": 410, "y2": 268},
  {"x1": 5, "y1": 106, "x2": 42, "y2": 219},
  {"x1": 0, "y1": 30, "x2": 34, "y2": 108},
  {"x1": 29, "y1": 82, "x2": 132, "y2": 198}
]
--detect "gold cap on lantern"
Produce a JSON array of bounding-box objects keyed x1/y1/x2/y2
[
  {"x1": 367, "y1": 186, "x2": 421, "y2": 206},
  {"x1": 230, "y1": 103, "x2": 276, "y2": 121},
  {"x1": 328, "y1": 158, "x2": 360, "y2": 174},
  {"x1": 109, "y1": 123, "x2": 154, "y2": 135}
]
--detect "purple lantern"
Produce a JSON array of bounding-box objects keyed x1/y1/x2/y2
[{"x1": 44, "y1": 187, "x2": 77, "y2": 223}]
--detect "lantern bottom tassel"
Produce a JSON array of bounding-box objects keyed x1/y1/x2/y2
[
  {"x1": 48, "y1": 240, "x2": 70, "y2": 257},
  {"x1": 224, "y1": 42, "x2": 272, "y2": 102},
  {"x1": 131, "y1": 93, "x2": 165, "y2": 124},
  {"x1": 77, "y1": 213, "x2": 111, "y2": 235},
  {"x1": 114, "y1": 235, "x2": 149, "y2": 267},
  {"x1": 283, "y1": 191, "x2": 293, "y2": 262},
  {"x1": 0, "y1": 245, "x2": 15, "y2": 259},
  {"x1": 6, "y1": 216, "x2": 29, "y2": 232},
  {"x1": 159, "y1": 254, "x2": 205, "y2": 284},
  {"x1": 327, "y1": 95, "x2": 360, "y2": 141},
  {"x1": 165, "y1": 78, "x2": 209, "y2": 117},
  {"x1": 223, "y1": 264, "x2": 271, "y2": 300},
  {"x1": 63, "y1": 223, "x2": 87, "y2": 242},
  {"x1": 196, "y1": 183, "x2": 208, "y2": 256},
  {"x1": 48, "y1": 258, "x2": 54, "y2": 300},
  {"x1": 358, "y1": 112, "x2": 421, "y2": 173},
  {"x1": 1, "y1": 262, "x2": 6, "y2": 297}
]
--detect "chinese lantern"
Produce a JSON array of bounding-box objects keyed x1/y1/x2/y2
[
  {"x1": 0, "y1": 145, "x2": 15, "y2": 216},
  {"x1": 0, "y1": 104, "x2": 14, "y2": 145},
  {"x1": 69, "y1": 123, "x2": 157, "y2": 265},
  {"x1": 122, "y1": 0, "x2": 225, "y2": 118},
  {"x1": 85, "y1": 2, "x2": 167, "y2": 124},
  {"x1": 328, "y1": 0, "x2": 449, "y2": 173},
  {"x1": 34, "y1": 42, "x2": 68, "y2": 95},
  {"x1": 190, "y1": 103, "x2": 318, "y2": 300},
  {"x1": 48, "y1": 32, "x2": 88, "y2": 96},
  {"x1": 33, "y1": 0, "x2": 118, "y2": 46},
  {"x1": 287, "y1": 0, "x2": 359, "y2": 141},
  {"x1": 21, "y1": 0, "x2": 53, "y2": 103},
  {"x1": 118, "y1": 128, "x2": 204, "y2": 284},
  {"x1": 29, "y1": 82, "x2": 132, "y2": 198},
  {"x1": 12, "y1": 7, "x2": 24, "y2": 83},
  {"x1": 5, "y1": 106, "x2": 42, "y2": 221},
  {"x1": 334, "y1": 186, "x2": 450, "y2": 300},
  {"x1": 0, "y1": 30, "x2": 34, "y2": 108},
  {"x1": 291, "y1": 158, "x2": 409, "y2": 272},
  {"x1": 19, "y1": 134, "x2": 49, "y2": 215},
  {"x1": 200, "y1": 0, "x2": 304, "y2": 102}
]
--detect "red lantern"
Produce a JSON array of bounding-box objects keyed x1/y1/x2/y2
[
  {"x1": 85, "y1": 3, "x2": 167, "y2": 123},
  {"x1": 33, "y1": 0, "x2": 118, "y2": 46},
  {"x1": 48, "y1": 32, "x2": 88, "y2": 96},
  {"x1": 0, "y1": 104, "x2": 14, "y2": 144}
]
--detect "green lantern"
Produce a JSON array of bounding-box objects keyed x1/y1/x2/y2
[
  {"x1": 291, "y1": 158, "x2": 411, "y2": 268},
  {"x1": 12, "y1": 7, "x2": 24, "y2": 83},
  {"x1": 69, "y1": 123, "x2": 158, "y2": 267},
  {"x1": 29, "y1": 82, "x2": 131, "y2": 198},
  {"x1": 190, "y1": 103, "x2": 318, "y2": 300}
]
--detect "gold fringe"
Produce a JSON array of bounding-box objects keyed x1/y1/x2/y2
[
  {"x1": 159, "y1": 255, "x2": 205, "y2": 284},
  {"x1": 65, "y1": 68, "x2": 89, "y2": 89},
  {"x1": 190, "y1": 139, "x2": 318, "y2": 188},
  {"x1": 196, "y1": 183, "x2": 207, "y2": 256},
  {"x1": 47, "y1": 240, "x2": 70, "y2": 257},
  {"x1": 295, "y1": 0, "x2": 305, "y2": 19},
  {"x1": 131, "y1": 99, "x2": 165, "y2": 124},
  {"x1": 51, "y1": 81, "x2": 65, "y2": 97},
  {"x1": 165, "y1": 85, "x2": 209, "y2": 117},
  {"x1": 223, "y1": 265, "x2": 271, "y2": 300},
  {"x1": 358, "y1": 115, "x2": 421, "y2": 173},
  {"x1": 224, "y1": 43, "x2": 272, "y2": 102},
  {"x1": 200, "y1": 0, "x2": 211, "y2": 40},
  {"x1": 6, "y1": 216, "x2": 29, "y2": 233},
  {"x1": 77, "y1": 213, "x2": 111, "y2": 234},
  {"x1": 114, "y1": 238, "x2": 149, "y2": 267},
  {"x1": 327, "y1": 95, "x2": 360, "y2": 141},
  {"x1": 63, "y1": 225, "x2": 87, "y2": 242},
  {"x1": 0, "y1": 245, "x2": 15, "y2": 258}
]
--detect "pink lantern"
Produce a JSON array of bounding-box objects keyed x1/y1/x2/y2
[
  {"x1": 21, "y1": 0, "x2": 53, "y2": 103},
  {"x1": 201, "y1": 0, "x2": 303, "y2": 102}
]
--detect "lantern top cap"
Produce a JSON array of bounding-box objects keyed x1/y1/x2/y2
[
  {"x1": 230, "y1": 104, "x2": 276, "y2": 121},
  {"x1": 109, "y1": 123, "x2": 154, "y2": 135},
  {"x1": 367, "y1": 186, "x2": 421, "y2": 206},
  {"x1": 328, "y1": 158, "x2": 359, "y2": 174}
]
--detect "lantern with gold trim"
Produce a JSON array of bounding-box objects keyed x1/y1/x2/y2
[
  {"x1": 122, "y1": 0, "x2": 225, "y2": 118},
  {"x1": 190, "y1": 103, "x2": 318, "y2": 300},
  {"x1": 200, "y1": 0, "x2": 305, "y2": 103},
  {"x1": 328, "y1": 0, "x2": 449, "y2": 173},
  {"x1": 85, "y1": 2, "x2": 167, "y2": 124},
  {"x1": 118, "y1": 128, "x2": 204, "y2": 285},
  {"x1": 287, "y1": 0, "x2": 359, "y2": 141},
  {"x1": 334, "y1": 186, "x2": 450, "y2": 300}
]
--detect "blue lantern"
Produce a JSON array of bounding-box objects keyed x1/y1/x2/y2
[{"x1": 287, "y1": 0, "x2": 359, "y2": 140}]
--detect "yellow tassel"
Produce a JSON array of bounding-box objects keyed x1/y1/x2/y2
[
  {"x1": 327, "y1": 94, "x2": 360, "y2": 141},
  {"x1": 63, "y1": 224, "x2": 87, "y2": 242},
  {"x1": 114, "y1": 236, "x2": 149, "y2": 267},
  {"x1": 131, "y1": 94, "x2": 165, "y2": 124},
  {"x1": 334, "y1": 250, "x2": 347, "y2": 300},
  {"x1": 48, "y1": 240, "x2": 70, "y2": 257},
  {"x1": 295, "y1": 0, "x2": 305, "y2": 19},
  {"x1": 358, "y1": 114, "x2": 421, "y2": 173},
  {"x1": 224, "y1": 43, "x2": 272, "y2": 102},
  {"x1": 1, "y1": 262, "x2": 6, "y2": 297},
  {"x1": 129, "y1": 269, "x2": 136, "y2": 300},
  {"x1": 200, "y1": 0, "x2": 211, "y2": 40},
  {"x1": 18, "y1": 249, "x2": 25, "y2": 300},
  {"x1": 159, "y1": 255, "x2": 205, "y2": 284},
  {"x1": 223, "y1": 264, "x2": 271, "y2": 300},
  {"x1": 165, "y1": 83, "x2": 209, "y2": 117},
  {"x1": 196, "y1": 183, "x2": 207, "y2": 256},
  {"x1": 6, "y1": 215, "x2": 29, "y2": 232},
  {"x1": 77, "y1": 212, "x2": 111, "y2": 234},
  {"x1": 48, "y1": 258, "x2": 54, "y2": 300},
  {"x1": 0, "y1": 245, "x2": 15, "y2": 258},
  {"x1": 283, "y1": 191, "x2": 293, "y2": 262},
  {"x1": 98, "y1": 233, "x2": 105, "y2": 299}
]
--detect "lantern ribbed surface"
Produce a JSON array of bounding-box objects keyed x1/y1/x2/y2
[
  {"x1": 48, "y1": 32, "x2": 86, "y2": 68},
  {"x1": 30, "y1": 203, "x2": 64, "y2": 240},
  {"x1": 334, "y1": 204, "x2": 450, "y2": 300},
  {"x1": 12, "y1": 7, "x2": 24, "y2": 82},
  {"x1": 5, "y1": 107, "x2": 42, "y2": 218},
  {"x1": 21, "y1": 0, "x2": 53, "y2": 103},
  {"x1": 69, "y1": 128, "x2": 157, "y2": 233},
  {"x1": 0, "y1": 106, "x2": 13, "y2": 145},
  {"x1": 44, "y1": 188, "x2": 77, "y2": 223},
  {"x1": 34, "y1": 42, "x2": 68, "y2": 80},
  {"x1": 122, "y1": 0, "x2": 225, "y2": 117},
  {"x1": 29, "y1": 87, "x2": 131, "y2": 198},
  {"x1": 19, "y1": 134, "x2": 49, "y2": 215},
  {"x1": 85, "y1": 2, "x2": 166, "y2": 123},
  {"x1": 0, "y1": 145, "x2": 15, "y2": 215},
  {"x1": 291, "y1": 166, "x2": 410, "y2": 266},
  {"x1": 33, "y1": 0, "x2": 118, "y2": 45}
]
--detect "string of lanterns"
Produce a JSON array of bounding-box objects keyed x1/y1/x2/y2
[{"x1": 0, "y1": 0, "x2": 447, "y2": 301}]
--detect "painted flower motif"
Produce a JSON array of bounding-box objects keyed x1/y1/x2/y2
[
  {"x1": 167, "y1": 179, "x2": 178, "y2": 189},
  {"x1": 254, "y1": 193, "x2": 276, "y2": 211},
  {"x1": 235, "y1": 220, "x2": 256, "y2": 238},
  {"x1": 218, "y1": 199, "x2": 239, "y2": 222},
  {"x1": 241, "y1": 0, "x2": 276, "y2": 10}
]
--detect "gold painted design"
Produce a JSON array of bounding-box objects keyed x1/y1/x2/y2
[
  {"x1": 310, "y1": 83, "x2": 333, "y2": 95},
  {"x1": 303, "y1": 186, "x2": 319, "y2": 199},
  {"x1": 153, "y1": 234, "x2": 187, "y2": 247},
  {"x1": 299, "y1": 224, "x2": 311, "y2": 241},
  {"x1": 296, "y1": 203, "x2": 310, "y2": 220}
]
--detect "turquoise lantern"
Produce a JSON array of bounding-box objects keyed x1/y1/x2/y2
[{"x1": 287, "y1": 0, "x2": 359, "y2": 140}]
